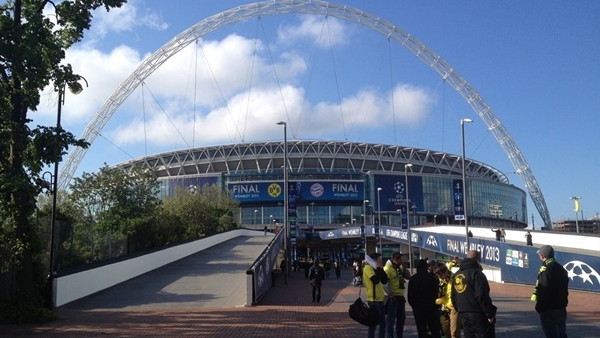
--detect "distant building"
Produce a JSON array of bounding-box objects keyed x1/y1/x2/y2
[{"x1": 552, "y1": 219, "x2": 600, "y2": 234}]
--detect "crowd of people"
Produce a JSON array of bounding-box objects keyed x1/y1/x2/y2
[{"x1": 353, "y1": 245, "x2": 569, "y2": 338}]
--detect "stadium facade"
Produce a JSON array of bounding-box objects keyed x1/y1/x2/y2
[{"x1": 118, "y1": 140, "x2": 527, "y2": 230}]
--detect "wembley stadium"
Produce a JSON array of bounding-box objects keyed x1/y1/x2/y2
[{"x1": 116, "y1": 140, "x2": 527, "y2": 230}]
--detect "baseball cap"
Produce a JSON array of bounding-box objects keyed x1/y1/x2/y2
[{"x1": 537, "y1": 245, "x2": 554, "y2": 258}]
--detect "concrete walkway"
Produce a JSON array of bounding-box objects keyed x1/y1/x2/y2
[{"x1": 1, "y1": 237, "x2": 599, "y2": 337}]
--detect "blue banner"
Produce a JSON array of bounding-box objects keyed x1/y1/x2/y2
[
  {"x1": 288, "y1": 182, "x2": 297, "y2": 245},
  {"x1": 297, "y1": 181, "x2": 364, "y2": 202},
  {"x1": 453, "y1": 179, "x2": 465, "y2": 221},
  {"x1": 167, "y1": 177, "x2": 219, "y2": 196},
  {"x1": 373, "y1": 175, "x2": 423, "y2": 212},
  {"x1": 228, "y1": 181, "x2": 364, "y2": 203},
  {"x1": 228, "y1": 182, "x2": 285, "y2": 202},
  {"x1": 400, "y1": 205, "x2": 408, "y2": 229}
]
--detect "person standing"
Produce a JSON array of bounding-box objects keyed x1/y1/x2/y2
[
  {"x1": 500, "y1": 227, "x2": 506, "y2": 242},
  {"x1": 309, "y1": 260, "x2": 325, "y2": 303},
  {"x1": 531, "y1": 245, "x2": 569, "y2": 338},
  {"x1": 384, "y1": 252, "x2": 411, "y2": 338},
  {"x1": 407, "y1": 259, "x2": 441, "y2": 338},
  {"x1": 491, "y1": 228, "x2": 502, "y2": 241},
  {"x1": 363, "y1": 252, "x2": 389, "y2": 338},
  {"x1": 525, "y1": 231, "x2": 533, "y2": 246},
  {"x1": 435, "y1": 264, "x2": 461, "y2": 338},
  {"x1": 334, "y1": 261, "x2": 341, "y2": 279},
  {"x1": 264, "y1": 224, "x2": 268, "y2": 236},
  {"x1": 451, "y1": 250, "x2": 496, "y2": 338}
]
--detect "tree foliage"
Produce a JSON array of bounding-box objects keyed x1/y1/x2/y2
[
  {"x1": 67, "y1": 164, "x2": 161, "y2": 257},
  {"x1": 0, "y1": 0, "x2": 126, "y2": 309},
  {"x1": 159, "y1": 185, "x2": 241, "y2": 241}
]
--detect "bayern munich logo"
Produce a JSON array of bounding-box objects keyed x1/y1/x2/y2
[{"x1": 310, "y1": 183, "x2": 324, "y2": 197}]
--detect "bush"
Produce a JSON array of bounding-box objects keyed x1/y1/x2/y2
[{"x1": 0, "y1": 300, "x2": 56, "y2": 324}]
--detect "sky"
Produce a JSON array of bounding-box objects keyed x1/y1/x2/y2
[{"x1": 33, "y1": 0, "x2": 600, "y2": 226}]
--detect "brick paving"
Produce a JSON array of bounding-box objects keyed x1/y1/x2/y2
[{"x1": 1, "y1": 239, "x2": 600, "y2": 337}]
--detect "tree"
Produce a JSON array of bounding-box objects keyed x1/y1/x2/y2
[
  {"x1": 160, "y1": 184, "x2": 241, "y2": 241},
  {"x1": 0, "y1": 0, "x2": 126, "y2": 309},
  {"x1": 67, "y1": 164, "x2": 161, "y2": 257}
]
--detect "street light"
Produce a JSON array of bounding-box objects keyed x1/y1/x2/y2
[
  {"x1": 461, "y1": 118, "x2": 473, "y2": 251},
  {"x1": 254, "y1": 209, "x2": 258, "y2": 227},
  {"x1": 277, "y1": 121, "x2": 289, "y2": 284},
  {"x1": 45, "y1": 76, "x2": 88, "y2": 309},
  {"x1": 404, "y1": 163, "x2": 413, "y2": 273},
  {"x1": 269, "y1": 215, "x2": 273, "y2": 231},
  {"x1": 310, "y1": 202, "x2": 315, "y2": 224},
  {"x1": 377, "y1": 187, "x2": 382, "y2": 253},
  {"x1": 569, "y1": 196, "x2": 582, "y2": 233}
]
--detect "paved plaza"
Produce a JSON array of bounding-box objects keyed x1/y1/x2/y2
[{"x1": 1, "y1": 237, "x2": 599, "y2": 337}]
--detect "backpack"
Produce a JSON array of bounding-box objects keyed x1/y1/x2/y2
[{"x1": 348, "y1": 290, "x2": 379, "y2": 327}]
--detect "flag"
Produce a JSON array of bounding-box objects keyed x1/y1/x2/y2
[{"x1": 574, "y1": 199, "x2": 580, "y2": 212}]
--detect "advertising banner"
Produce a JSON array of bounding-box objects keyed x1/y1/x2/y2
[
  {"x1": 453, "y1": 179, "x2": 465, "y2": 221},
  {"x1": 373, "y1": 175, "x2": 423, "y2": 212},
  {"x1": 288, "y1": 182, "x2": 297, "y2": 245},
  {"x1": 399, "y1": 205, "x2": 408, "y2": 229},
  {"x1": 228, "y1": 181, "x2": 363, "y2": 203},
  {"x1": 228, "y1": 182, "x2": 285, "y2": 202},
  {"x1": 167, "y1": 176, "x2": 219, "y2": 196},
  {"x1": 297, "y1": 181, "x2": 364, "y2": 202}
]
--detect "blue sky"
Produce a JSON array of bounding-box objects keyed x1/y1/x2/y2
[{"x1": 35, "y1": 0, "x2": 599, "y2": 226}]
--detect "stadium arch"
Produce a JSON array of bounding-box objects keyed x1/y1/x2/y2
[{"x1": 58, "y1": 0, "x2": 552, "y2": 227}]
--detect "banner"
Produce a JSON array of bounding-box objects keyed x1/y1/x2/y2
[
  {"x1": 297, "y1": 181, "x2": 364, "y2": 202},
  {"x1": 400, "y1": 205, "x2": 408, "y2": 229},
  {"x1": 373, "y1": 175, "x2": 423, "y2": 212},
  {"x1": 453, "y1": 179, "x2": 465, "y2": 221},
  {"x1": 288, "y1": 181, "x2": 297, "y2": 245}
]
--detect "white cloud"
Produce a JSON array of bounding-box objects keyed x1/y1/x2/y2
[
  {"x1": 91, "y1": 0, "x2": 168, "y2": 38},
  {"x1": 277, "y1": 15, "x2": 353, "y2": 48}
]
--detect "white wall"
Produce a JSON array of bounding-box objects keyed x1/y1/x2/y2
[{"x1": 54, "y1": 229, "x2": 262, "y2": 307}]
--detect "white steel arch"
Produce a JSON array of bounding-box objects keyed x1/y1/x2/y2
[{"x1": 59, "y1": 0, "x2": 552, "y2": 227}]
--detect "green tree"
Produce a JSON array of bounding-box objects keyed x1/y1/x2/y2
[
  {"x1": 160, "y1": 184, "x2": 240, "y2": 241},
  {"x1": 67, "y1": 164, "x2": 161, "y2": 256},
  {"x1": 0, "y1": 0, "x2": 126, "y2": 308}
]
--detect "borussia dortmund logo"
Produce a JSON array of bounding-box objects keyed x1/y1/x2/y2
[{"x1": 453, "y1": 273, "x2": 467, "y2": 293}]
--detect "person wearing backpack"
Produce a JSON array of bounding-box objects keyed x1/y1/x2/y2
[
  {"x1": 363, "y1": 252, "x2": 389, "y2": 338},
  {"x1": 309, "y1": 260, "x2": 325, "y2": 303}
]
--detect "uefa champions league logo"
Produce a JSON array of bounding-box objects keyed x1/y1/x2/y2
[
  {"x1": 564, "y1": 260, "x2": 600, "y2": 286},
  {"x1": 394, "y1": 181, "x2": 405, "y2": 195}
]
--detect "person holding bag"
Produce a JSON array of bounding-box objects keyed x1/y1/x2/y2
[{"x1": 363, "y1": 252, "x2": 389, "y2": 338}]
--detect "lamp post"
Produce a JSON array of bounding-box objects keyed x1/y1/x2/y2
[
  {"x1": 461, "y1": 118, "x2": 473, "y2": 251},
  {"x1": 569, "y1": 196, "x2": 581, "y2": 233},
  {"x1": 277, "y1": 121, "x2": 289, "y2": 283},
  {"x1": 377, "y1": 187, "x2": 382, "y2": 253},
  {"x1": 434, "y1": 214, "x2": 437, "y2": 225},
  {"x1": 310, "y1": 202, "x2": 315, "y2": 224},
  {"x1": 404, "y1": 164, "x2": 413, "y2": 273},
  {"x1": 254, "y1": 209, "x2": 258, "y2": 227},
  {"x1": 269, "y1": 215, "x2": 273, "y2": 231},
  {"x1": 45, "y1": 76, "x2": 88, "y2": 309}
]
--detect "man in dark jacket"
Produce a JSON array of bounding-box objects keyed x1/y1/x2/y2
[
  {"x1": 531, "y1": 245, "x2": 569, "y2": 338},
  {"x1": 309, "y1": 260, "x2": 325, "y2": 303},
  {"x1": 451, "y1": 250, "x2": 496, "y2": 338},
  {"x1": 407, "y1": 259, "x2": 441, "y2": 338}
]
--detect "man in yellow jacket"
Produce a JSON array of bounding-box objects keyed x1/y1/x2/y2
[
  {"x1": 384, "y1": 252, "x2": 411, "y2": 338},
  {"x1": 363, "y1": 252, "x2": 389, "y2": 338},
  {"x1": 435, "y1": 264, "x2": 460, "y2": 338}
]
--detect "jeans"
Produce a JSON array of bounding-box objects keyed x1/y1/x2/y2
[
  {"x1": 367, "y1": 301, "x2": 386, "y2": 338},
  {"x1": 385, "y1": 296, "x2": 406, "y2": 338},
  {"x1": 311, "y1": 285, "x2": 321, "y2": 302},
  {"x1": 412, "y1": 307, "x2": 441, "y2": 338},
  {"x1": 540, "y1": 308, "x2": 568, "y2": 338}
]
